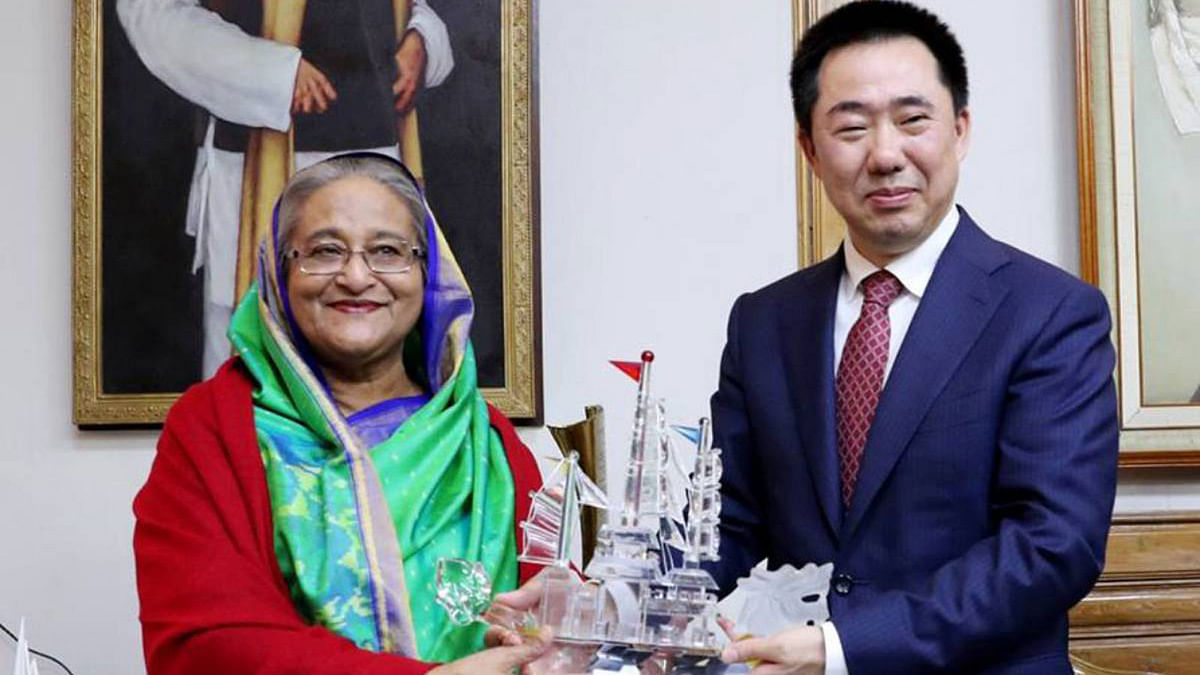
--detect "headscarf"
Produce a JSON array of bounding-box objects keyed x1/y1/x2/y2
[{"x1": 226, "y1": 154, "x2": 517, "y2": 661}]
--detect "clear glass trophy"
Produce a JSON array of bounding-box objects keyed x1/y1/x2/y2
[{"x1": 438, "y1": 351, "x2": 729, "y2": 674}]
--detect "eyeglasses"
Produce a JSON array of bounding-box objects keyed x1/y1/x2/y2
[{"x1": 287, "y1": 241, "x2": 425, "y2": 275}]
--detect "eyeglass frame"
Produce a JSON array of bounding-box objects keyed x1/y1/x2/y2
[{"x1": 285, "y1": 241, "x2": 427, "y2": 275}]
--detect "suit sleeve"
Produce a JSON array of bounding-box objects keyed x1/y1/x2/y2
[
  {"x1": 707, "y1": 294, "x2": 770, "y2": 595},
  {"x1": 133, "y1": 386, "x2": 435, "y2": 675},
  {"x1": 836, "y1": 283, "x2": 1119, "y2": 672}
]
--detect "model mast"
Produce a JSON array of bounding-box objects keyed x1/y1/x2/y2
[
  {"x1": 666, "y1": 417, "x2": 722, "y2": 589},
  {"x1": 585, "y1": 351, "x2": 667, "y2": 582}
]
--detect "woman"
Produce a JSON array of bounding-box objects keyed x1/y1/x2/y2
[{"x1": 133, "y1": 154, "x2": 548, "y2": 674}]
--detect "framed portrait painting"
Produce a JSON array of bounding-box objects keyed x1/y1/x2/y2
[
  {"x1": 72, "y1": 0, "x2": 542, "y2": 425},
  {"x1": 1076, "y1": 0, "x2": 1200, "y2": 465}
]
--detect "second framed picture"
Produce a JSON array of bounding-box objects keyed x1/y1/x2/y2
[{"x1": 1076, "y1": 0, "x2": 1200, "y2": 466}]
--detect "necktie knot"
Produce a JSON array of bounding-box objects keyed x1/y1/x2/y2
[{"x1": 862, "y1": 270, "x2": 903, "y2": 309}]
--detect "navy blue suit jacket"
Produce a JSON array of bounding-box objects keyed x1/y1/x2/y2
[{"x1": 707, "y1": 211, "x2": 1118, "y2": 674}]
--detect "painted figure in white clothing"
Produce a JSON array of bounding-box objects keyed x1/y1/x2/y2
[{"x1": 117, "y1": 0, "x2": 455, "y2": 376}]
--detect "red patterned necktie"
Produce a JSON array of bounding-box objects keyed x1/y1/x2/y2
[{"x1": 836, "y1": 269, "x2": 904, "y2": 508}]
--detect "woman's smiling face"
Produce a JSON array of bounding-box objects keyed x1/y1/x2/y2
[{"x1": 285, "y1": 175, "x2": 424, "y2": 376}]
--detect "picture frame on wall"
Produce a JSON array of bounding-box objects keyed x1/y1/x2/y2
[
  {"x1": 1075, "y1": 0, "x2": 1200, "y2": 466},
  {"x1": 72, "y1": 0, "x2": 542, "y2": 426},
  {"x1": 792, "y1": 0, "x2": 851, "y2": 267}
]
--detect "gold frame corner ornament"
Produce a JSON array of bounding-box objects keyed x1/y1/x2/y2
[{"x1": 71, "y1": 0, "x2": 542, "y2": 426}]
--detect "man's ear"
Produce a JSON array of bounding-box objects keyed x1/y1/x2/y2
[
  {"x1": 798, "y1": 129, "x2": 820, "y2": 177},
  {"x1": 954, "y1": 107, "x2": 972, "y2": 162}
]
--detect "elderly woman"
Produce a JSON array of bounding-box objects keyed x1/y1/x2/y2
[{"x1": 133, "y1": 154, "x2": 548, "y2": 674}]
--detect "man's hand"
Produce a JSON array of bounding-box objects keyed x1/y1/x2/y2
[
  {"x1": 721, "y1": 624, "x2": 826, "y2": 675},
  {"x1": 392, "y1": 28, "x2": 427, "y2": 113},
  {"x1": 426, "y1": 629, "x2": 552, "y2": 675},
  {"x1": 291, "y1": 57, "x2": 337, "y2": 114}
]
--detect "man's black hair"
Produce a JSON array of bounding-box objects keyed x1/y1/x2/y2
[{"x1": 790, "y1": 0, "x2": 968, "y2": 135}]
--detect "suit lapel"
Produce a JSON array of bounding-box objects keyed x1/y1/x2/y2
[
  {"x1": 778, "y1": 253, "x2": 843, "y2": 539},
  {"x1": 841, "y1": 214, "x2": 1010, "y2": 539}
]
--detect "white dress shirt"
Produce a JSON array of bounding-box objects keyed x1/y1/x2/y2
[{"x1": 821, "y1": 204, "x2": 961, "y2": 675}]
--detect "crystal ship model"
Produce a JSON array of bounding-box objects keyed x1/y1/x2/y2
[{"x1": 440, "y1": 351, "x2": 727, "y2": 673}]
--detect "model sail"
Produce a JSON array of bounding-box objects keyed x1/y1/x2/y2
[{"x1": 518, "y1": 450, "x2": 609, "y2": 567}]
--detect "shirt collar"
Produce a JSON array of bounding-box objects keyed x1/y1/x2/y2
[{"x1": 842, "y1": 204, "x2": 961, "y2": 300}]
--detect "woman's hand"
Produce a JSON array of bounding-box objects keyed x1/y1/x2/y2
[
  {"x1": 291, "y1": 57, "x2": 337, "y2": 114},
  {"x1": 426, "y1": 630, "x2": 551, "y2": 675},
  {"x1": 482, "y1": 569, "x2": 602, "y2": 675},
  {"x1": 482, "y1": 567, "x2": 565, "y2": 647}
]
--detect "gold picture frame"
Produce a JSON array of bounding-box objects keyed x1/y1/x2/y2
[
  {"x1": 72, "y1": 0, "x2": 542, "y2": 426},
  {"x1": 1075, "y1": 0, "x2": 1200, "y2": 466},
  {"x1": 792, "y1": 0, "x2": 851, "y2": 267}
]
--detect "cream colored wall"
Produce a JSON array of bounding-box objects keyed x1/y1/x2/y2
[{"x1": 0, "y1": 1, "x2": 1196, "y2": 673}]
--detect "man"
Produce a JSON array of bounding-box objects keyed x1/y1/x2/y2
[
  {"x1": 118, "y1": 0, "x2": 454, "y2": 377},
  {"x1": 709, "y1": 2, "x2": 1119, "y2": 673}
]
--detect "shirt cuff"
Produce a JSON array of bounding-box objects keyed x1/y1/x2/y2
[
  {"x1": 820, "y1": 621, "x2": 849, "y2": 675},
  {"x1": 408, "y1": 0, "x2": 454, "y2": 87}
]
